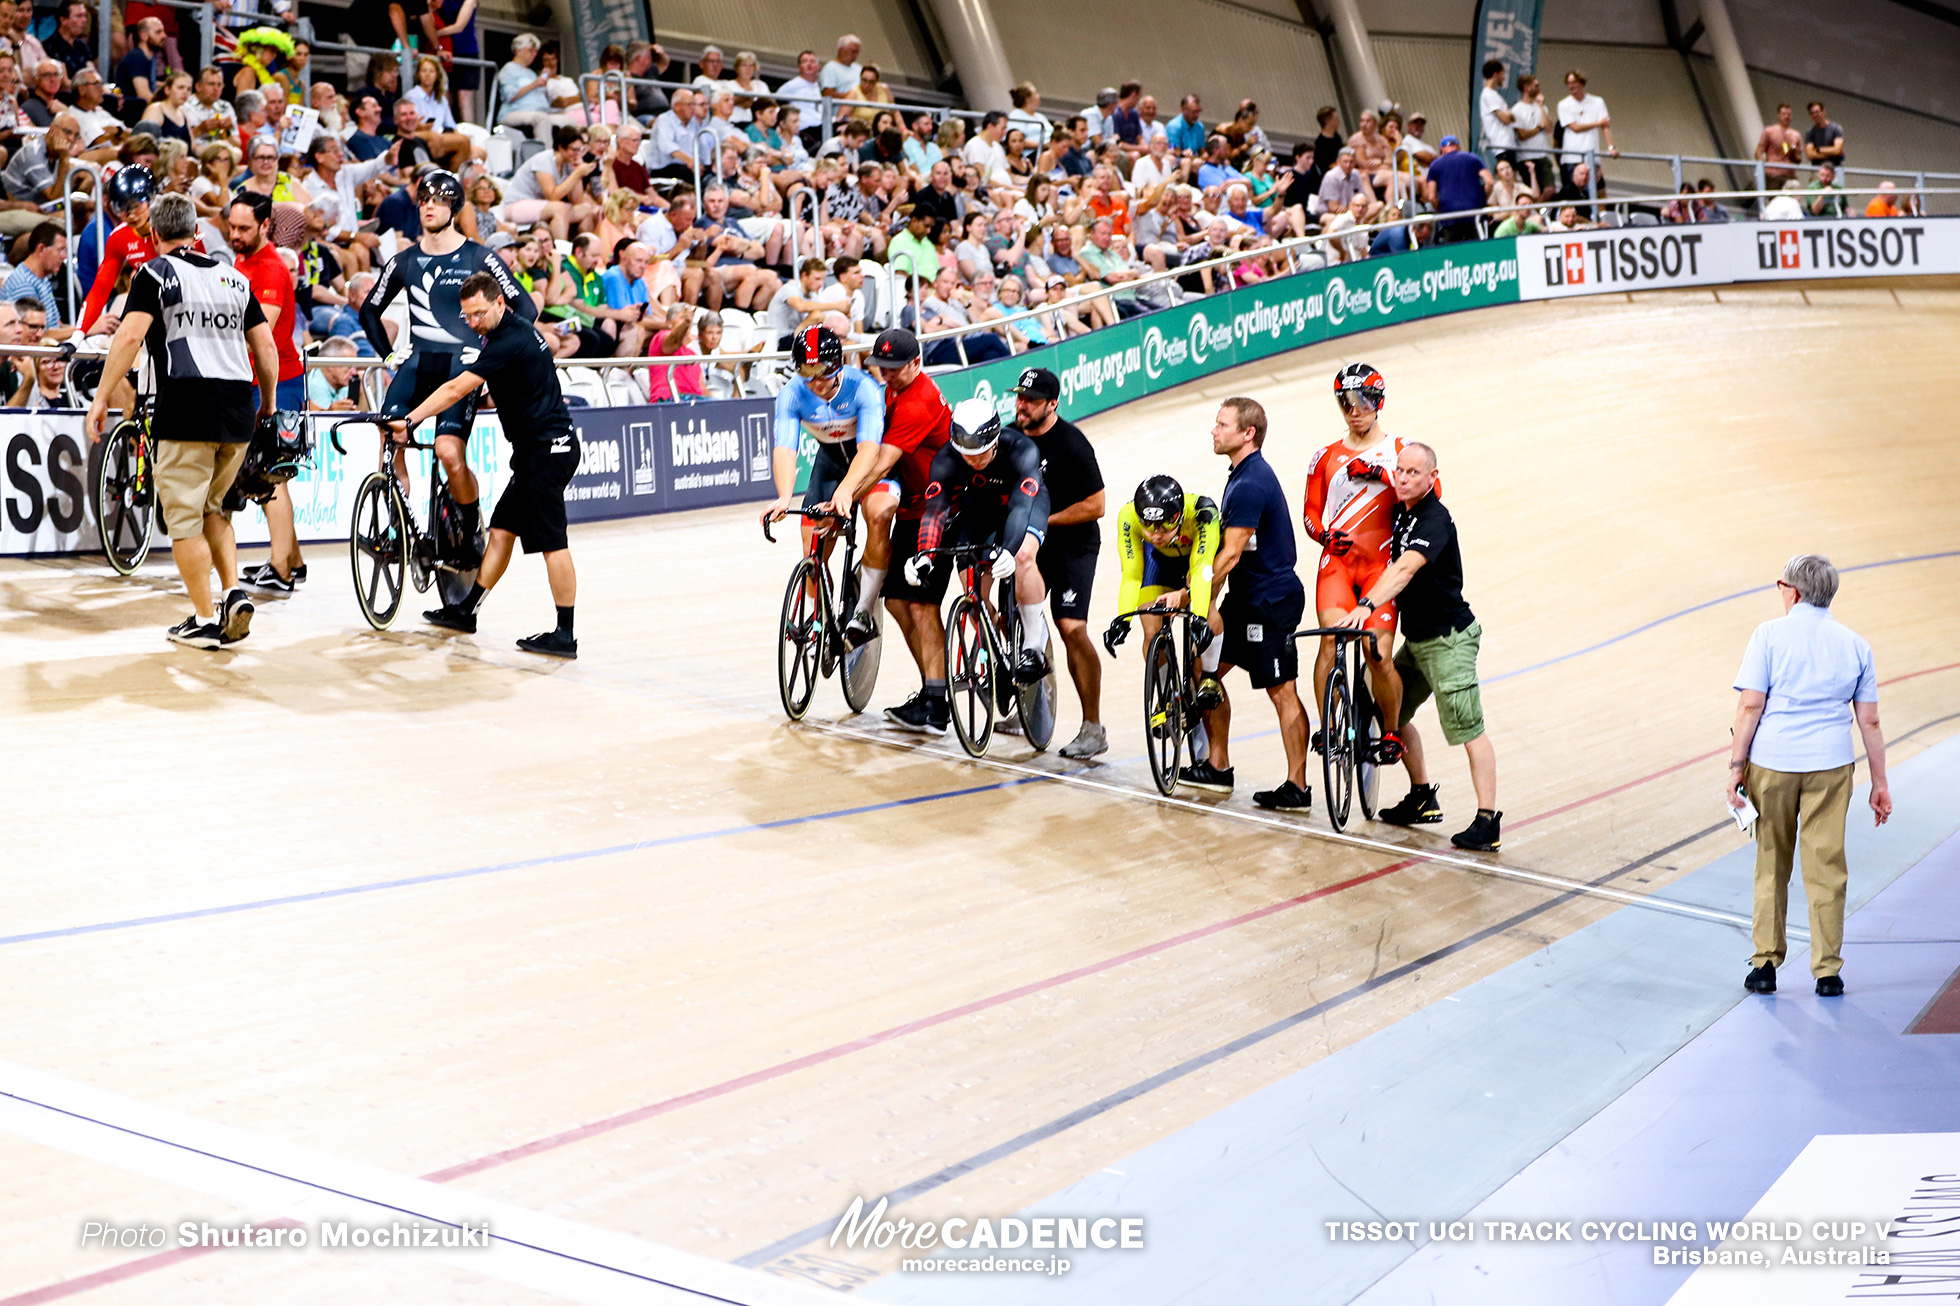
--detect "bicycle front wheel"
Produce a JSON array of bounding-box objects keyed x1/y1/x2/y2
[
  {"x1": 1143, "y1": 627, "x2": 1183, "y2": 796},
  {"x1": 1321, "y1": 663, "x2": 1355, "y2": 831},
  {"x1": 946, "y1": 594, "x2": 995, "y2": 757},
  {"x1": 349, "y1": 473, "x2": 408, "y2": 629},
  {"x1": 777, "y1": 557, "x2": 822, "y2": 720},
  {"x1": 94, "y1": 422, "x2": 154, "y2": 575}
]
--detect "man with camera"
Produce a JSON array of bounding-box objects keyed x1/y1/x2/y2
[{"x1": 84, "y1": 192, "x2": 281, "y2": 649}]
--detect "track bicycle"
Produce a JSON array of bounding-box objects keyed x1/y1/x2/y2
[
  {"x1": 1296, "y1": 626, "x2": 1395, "y2": 831},
  {"x1": 937, "y1": 542, "x2": 1057, "y2": 758},
  {"x1": 330, "y1": 415, "x2": 485, "y2": 630},
  {"x1": 92, "y1": 386, "x2": 157, "y2": 574},
  {"x1": 764, "y1": 505, "x2": 882, "y2": 720},
  {"x1": 1110, "y1": 604, "x2": 1216, "y2": 796}
]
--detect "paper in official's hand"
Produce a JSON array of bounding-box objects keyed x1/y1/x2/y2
[{"x1": 1730, "y1": 790, "x2": 1759, "y2": 835}]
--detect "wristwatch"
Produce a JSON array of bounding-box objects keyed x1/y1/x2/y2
[{"x1": 1357, "y1": 597, "x2": 1377, "y2": 611}]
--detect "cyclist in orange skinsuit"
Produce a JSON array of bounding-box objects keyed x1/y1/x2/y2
[{"x1": 1302, "y1": 363, "x2": 1432, "y2": 762}]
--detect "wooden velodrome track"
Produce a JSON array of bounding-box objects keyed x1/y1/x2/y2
[{"x1": 2, "y1": 279, "x2": 1957, "y2": 1304}]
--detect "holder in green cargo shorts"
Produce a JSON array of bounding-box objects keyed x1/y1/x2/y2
[{"x1": 1393, "y1": 621, "x2": 1485, "y2": 746}]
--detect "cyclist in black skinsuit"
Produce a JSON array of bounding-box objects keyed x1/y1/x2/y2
[
  {"x1": 904, "y1": 397, "x2": 1053, "y2": 684},
  {"x1": 359, "y1": 170, "x2": 535, "y2": 548}
]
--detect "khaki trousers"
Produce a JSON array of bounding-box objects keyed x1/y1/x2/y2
[{"x1": 1745, "y1": 761, "x2": 1853, "y2": 978}]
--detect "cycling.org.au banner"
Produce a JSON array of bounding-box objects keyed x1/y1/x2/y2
[
  {"x1": 934, "y1": 241, "x2": 1523, "y2": 421},
  {"x1": 1515, "y1": 216, "x2": 1960, "y2": 298}
]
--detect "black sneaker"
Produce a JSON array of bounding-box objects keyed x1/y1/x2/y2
[
  {"x1": 165, "y1": 614, "x2": 223, "y2": 649},
  {"x1": 884, "y1": 691, "x2": 948, "y2": 736},
  {"x1": 1253, "y1": 780, "x2": 1313, "y2": 811},
  {"x1": 1193, "y1": 674, "x2": 1224, "y2": 713},
  {"x1": 1013, "y1": 647, "x2": 1049, "y2": 684},
  {"x1": 424, "y1": 605, "x2": 478, "y2": 634},
  {"x1": 240, "y1": 562, "x2": 295, "y2": 593},
  {"x1": 517, "y1": 628, "x2": 578, "y2": 659},
  {"x1": 1451, "y1": 809, "x2": 1502, "y2": 852},
  {"x1": 1745, "y1": 963, "x2": 1777, "y2": 994},
  {"x1": 1378, "y1": 783, "x2": 1443, "y2": 826},
  {"x1": 292, "y1": 563, "x2": 307, "y2": 584},
  {"x1": 1815, "y1": 974, "x2": 1844, "y2": 997},
  {"x1": 218, "y1": 588, "x2": 255, "y2": 644},
  {"x1": 1176, "y1": 761, "x2": 1234, "y2": 794},
  {"x1": 842, "y1": 609, "x2": 878, "y2": 649}
]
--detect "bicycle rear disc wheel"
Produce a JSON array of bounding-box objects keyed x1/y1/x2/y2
[
  {"x1": 841, "y1": 581, "x2": 882, "y2": 715},
  {"x1": 94, "y1": 423, "x2": 154, "y2": 575},
  {"x1": 348, "y1": 473, "x2": 408, "y2": 629},
  {"x1": 1016, "y1": 633, "x2": 1058, "y2": 752},
  {"x1": 1321, "y1": 666, "x2": 1355, "y2": 830},
  {"x1": 1143, "y1": 628, "x2": 1183, "y2": 796},
  {"x1": 946, "y1": 594, "x2": 995, "y2": 757},
  {"x1": 777, "y1": 557, "x2": 822, "y2": 720},
  {"x1": 1353, "y1": 655, "x2": 1384, "y2": 820}
]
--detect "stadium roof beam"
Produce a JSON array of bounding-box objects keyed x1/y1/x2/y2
[{"x1": 926, "y1": 0, "x2": 1015, "y2": 114}]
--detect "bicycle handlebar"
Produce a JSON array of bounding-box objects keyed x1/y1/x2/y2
[
  {"x1": 761, "y1": 505, "x2": 847, "y2": 543},
  {"x1": 327, "y1": 413, "x2": 430, "y2": 457},
  {"x1": 1113, "y1": 605, "x2": 1203, "y2": 622}
]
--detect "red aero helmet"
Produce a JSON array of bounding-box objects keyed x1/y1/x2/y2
[{"x1": 1334, "y1": 363, "x2": 1385, "y2": 412}]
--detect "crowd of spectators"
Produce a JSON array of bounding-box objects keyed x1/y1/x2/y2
[{"x1": 0, "y1": 11, "x2": 1936, "y2": 407}]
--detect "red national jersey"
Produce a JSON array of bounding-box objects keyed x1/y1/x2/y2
[
  {"x1": 1303, "y1": 433, "x2": 1431, "y2": 560},
  {"x1": 80, "y1": 222, "x2": 206, "y2": 332},
  {"x1": 883, "y1": 370, "x2": 952, "y2": 520}
]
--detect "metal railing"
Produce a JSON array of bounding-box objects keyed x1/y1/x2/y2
[
  {"x1": 319, "y1": 40, "x2": 499, "y2": 127},
  {"x1": 37, "y1": 185, "x2": 1951, "y2": 404}
]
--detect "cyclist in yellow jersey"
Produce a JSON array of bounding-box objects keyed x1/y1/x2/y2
[{"x1": 1104, "y1": 475, "x2": 1226, "y2": 710}]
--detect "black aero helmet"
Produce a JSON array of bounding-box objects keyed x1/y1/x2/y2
[
  {"x1": 792, "y1": 323, "x2": 843, "y2": 378},
  {"x1": 106, "y1": 165, "x2": 156, "y2": 216},
  {"x1": 1334, "y1": 362, "x2": 1385, "y2": 413},
  {"x1": 1134, "y1": 474, "x2": 1184, "y2": 526},
  {"x1": 416, "y1": 168, "x2": 465, "y2": 219},
  {"x1": 948, "y1": 396, "x2": 1001, "y2": 455}
]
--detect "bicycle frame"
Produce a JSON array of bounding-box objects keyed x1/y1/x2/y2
[{"x1": 1295, "y1": 626, "x2": 1390, "y2": 828}]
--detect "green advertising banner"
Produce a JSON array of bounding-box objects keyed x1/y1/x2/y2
[
  {"x1": 934, "y1": 239, "x2": 1522, "y2": 422},
  {"x1": 797, "y1": 240, "x2": 1520, "y2": 489}
]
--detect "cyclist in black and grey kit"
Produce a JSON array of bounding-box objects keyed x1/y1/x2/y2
[
  {"x1": 391, "y1": 270, "x2": 582, "y2": 659},
  {"x1": 360, "y1": 169, "x2": 535, "y2": 552},
  {"x1": 903, "y1": 397, "x2": 1052, "y2": 684}
]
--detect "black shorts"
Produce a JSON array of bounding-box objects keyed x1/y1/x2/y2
[
  {"x1": 802, "y1": 443, "x2": 852, "y2": 508},
  {"x1": 1037, "y1": 537, "x2": 1097, "y2": 621},
  {"x1": 883, "y1": 516, "x2": 948, "y2": 604},
  {"x1": 1220, "y1": 587, "x2": 1305, "y2": 689},
  {"x1": 382, "y1": 351, "x2": 477, "y2": 438},
  {"x1": 490, "y1": 435, "x2": 579, "y2": 553}
]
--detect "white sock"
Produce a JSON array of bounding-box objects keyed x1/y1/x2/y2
[
  {"x1": 856, "y1": 567, "x2": 885, "y2": 615},
  {"x1": 1018, "y1": 603, "x2": 1046, "y2": 651},
  {"x1": 1201, "y1": 640, "x2": 1221, "y2": 673}
]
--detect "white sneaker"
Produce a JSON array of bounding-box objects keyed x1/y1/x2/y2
[
  {"x1": 1059, "y1": 722, "x2": 1109, "y2": 760},
  {"x1": 996, "y1": 714, "x2": 1025, "y2": 736}
]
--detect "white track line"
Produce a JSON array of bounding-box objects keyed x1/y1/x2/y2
[
  {"x1": 0, "y1": 1060, "x2": 834, "y2": 1306},
  {"x1": 800, "y1": 718, "x2": 1785, "y2": 937}
]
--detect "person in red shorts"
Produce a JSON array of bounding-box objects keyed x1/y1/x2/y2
[
  {"x1": 821, "y1": 326, "x2": 954, "y2": 734},
  {"x1": 1303, "y1": 362, "x2": 1423, "y2": 761}
]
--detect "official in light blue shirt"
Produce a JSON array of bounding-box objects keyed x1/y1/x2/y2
[
  {"x1": 1726, "y1": 553, "x2": 1892, "y2": 998},
  {"x1": 1732, "y1": 579, "x2": 1877, "y2": 771}
]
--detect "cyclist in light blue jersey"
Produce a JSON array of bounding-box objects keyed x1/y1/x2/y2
[{"x1": 763, "y1": 325, "x2": 899, "y2": 647}]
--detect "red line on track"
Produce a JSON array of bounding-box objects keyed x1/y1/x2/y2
[{"x1": 8, "y1": 660, "x2": 1956, "y2": 1304}]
